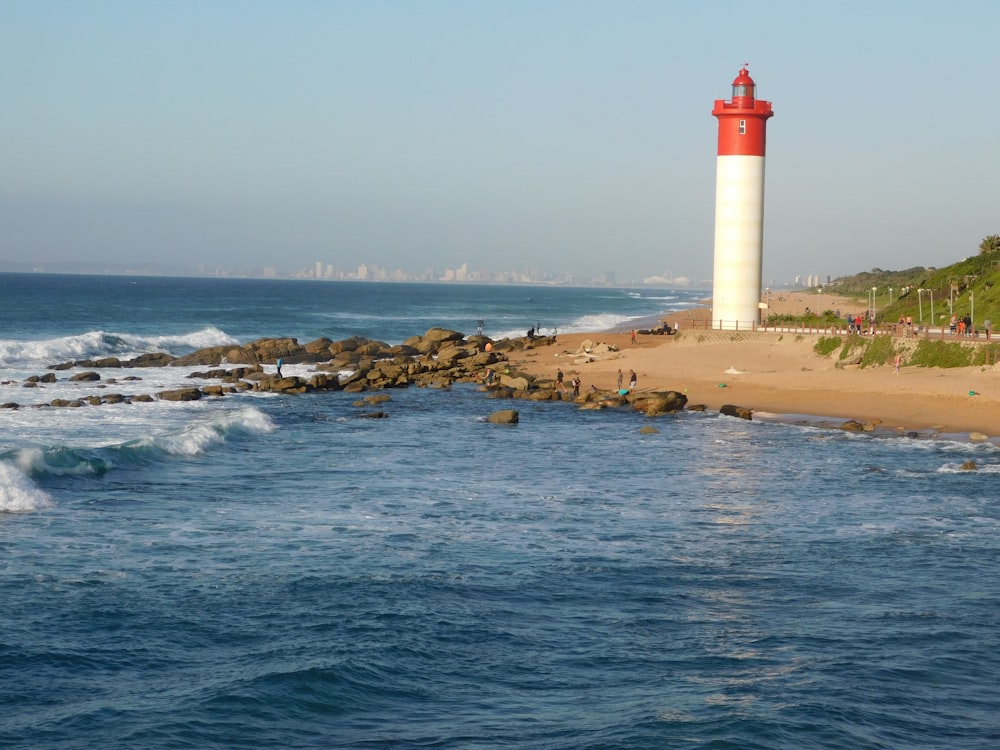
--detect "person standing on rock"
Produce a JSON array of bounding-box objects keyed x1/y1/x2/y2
[
  {"x1": 556, "y1": 368, "x2": 565, "y2": 392},
  {"x1": 629, "y1": 370, "x2": 637, "y2": 393},
  {"x1": 617, "y1": 369, "x2": 623, "y2": 392},
  {"x1": 276, "y1": 358, "x2": 283, "y2": 378}
]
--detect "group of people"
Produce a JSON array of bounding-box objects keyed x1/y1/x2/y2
[
  {"x1": 949, "y1": 314, "x2": 981, "y2": 337},
  {"x1": 556, "y1": 368, "x2": 582, "y2": 397},
  {"x1": 617, "y1": 368, "x2": 637, "y2": 394}
]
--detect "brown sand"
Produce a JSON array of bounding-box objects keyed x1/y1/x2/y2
[{"x1": 503, "y1": 292, "x2": 1000, "y2": 437}]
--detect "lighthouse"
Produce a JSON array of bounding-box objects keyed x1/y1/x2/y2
[{"x1": 711, "y1": 65, "x2": 773, "y2": 329}]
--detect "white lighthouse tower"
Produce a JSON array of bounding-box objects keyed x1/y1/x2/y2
[{"x1": 711, "y1": 65, "x2": 774, "y2": 329}]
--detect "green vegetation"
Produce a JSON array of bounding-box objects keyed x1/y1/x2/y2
[
  {"x1": 813, "y1": 336, "x2": 840, "y2": 356},
  {"x1": 838, "y1": 333, "x2": 867, "y2": 360},
  {"x1": 907, "y1": 340, "x2": 1000, "y2": 368},
  {"x1": 792, "y1": 234, "x2": 1000, "y2": 333},
  {"x1": 813, "y1": 335, "x2": 1000, "y2": 369},
  {"x1": 859, "y1": 333, "x2": 896, "y2": 367}
]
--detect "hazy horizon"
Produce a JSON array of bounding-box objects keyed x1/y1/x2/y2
[{"x1": 3, "y1": 1, "x2": 997, "y2": 284}]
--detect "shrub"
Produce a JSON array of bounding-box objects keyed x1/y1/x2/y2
[
  {"x1": 838, "y1": 333, "x2": 866, "y2": 360},
  {"x1": 814, "y1": 336, "x2": 841, "y2": 356},
  {"x1": 908, "y1": 340, "x2": 976, "y2": 368},
  {"x1": 860, "y1": 334, "x2": 896, "y2": 367}
]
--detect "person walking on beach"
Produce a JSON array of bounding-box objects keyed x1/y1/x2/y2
[
  {"x1": 894, "y1": 353, "x2": 901, "y2": 374},
  {"x1": 630, "y1": 329, "x2": 637, "y2": 344},
  {"x1": 628, "y1": 370, "x2": 637, "y2": 393},
  {"x1": 276, "y1": 357, "x2": 283, "y2": 378},
  {"x1": 617, "y1": 369, "x2": 623, "y2": 392}
]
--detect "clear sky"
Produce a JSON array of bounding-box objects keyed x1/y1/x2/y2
[{"x1": 2, "y1": 1, "x2": 997, "y2": 284}]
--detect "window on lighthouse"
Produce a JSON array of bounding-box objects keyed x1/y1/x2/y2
[{"x1": 739, "y1": 119, "x2": 746, "y2": 135}]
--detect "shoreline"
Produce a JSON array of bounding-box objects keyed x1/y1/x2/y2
[{"x1": 501, "y1": 292, "x2": 1000, "y2": 439}]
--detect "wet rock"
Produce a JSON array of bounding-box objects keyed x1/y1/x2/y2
[
  {"x1": 487, "y1": 409, "x2": 519, "y2": 424},
  {"x1": 157, "y1": 388, "x2": 203, "y2": 402},
  {"x1": 719, "y1": 404, "x2": 753, "y2": 421}
]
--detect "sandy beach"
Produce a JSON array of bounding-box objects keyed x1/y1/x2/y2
[{"x1": 502, "y1": 292, "x2": 1000, "y2": 437}]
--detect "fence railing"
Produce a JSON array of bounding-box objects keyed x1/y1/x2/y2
[{"x1": 681, "y1": 318, "x2": 996, "y2": 342}]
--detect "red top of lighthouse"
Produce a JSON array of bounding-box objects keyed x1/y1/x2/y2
[{"x1": 713, "y1": 65, "x2": 773, "y2": 156}]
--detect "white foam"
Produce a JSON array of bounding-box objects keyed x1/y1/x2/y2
[
  {"x1": 0, "y1": 463, "x2": 53, "y2": 512},
  {"x1": 0, "y1": 326, "x2": 239, "y2": 368},
  {"x1": 156, "y1": 406, "x2": 276, "y2": 456}
]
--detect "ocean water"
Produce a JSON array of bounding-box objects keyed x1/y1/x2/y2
[{"x1": 1, "y1": 273, "x2": 998, "y2": 749}]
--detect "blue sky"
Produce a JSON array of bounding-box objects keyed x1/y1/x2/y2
[{"x1": 2, "y1": 1, "x2": 997, "y2": 284}]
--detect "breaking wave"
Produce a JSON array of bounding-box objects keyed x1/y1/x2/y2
[
  {"x1": 0, "y1": 327, "x2": 238, "y2": 367},
  {"x1": 2, "y1": 407, "x2": 275, "y2": 494}
]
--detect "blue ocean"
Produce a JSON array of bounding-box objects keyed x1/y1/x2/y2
[{"x1": 1, "y1": 273, "x2": 998, "y2": 749}]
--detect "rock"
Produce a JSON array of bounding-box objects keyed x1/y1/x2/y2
[
  {"x1": 355, "y1": 394, "x2": 392, "y2": 406},
  {"x1": 126, "y1": 352, "x2": 176, "y2": 367},
  {"x1": 499, "y1": 374, "x2": 529, "y2": 391},
  {"x1": 839, "y1": 419, "x2": 877, "y2": 432},
  {"x1": 638, "y1": 425, "x2": 659, "y2": 434},
  {"x1": 304, "y1": 337, "x2": 333, "y2": 354},
  {"x1": 969, "y1": 431, "x2": 989, "y2": 442},
  {"x1": 960, "y1": 459, "x2": 978, "y2": 471},
  {"x1": 70, "y1": 371, "x2": 101, "y2": 381},
  {"x1": 487, "y1": 409, "x2": 519, "y2": 424},
  {"x1": 422, "y1": 327, "x2": 465, "y2": 345},
  {"x1": 157, "y1": 388, "x2": 203, "y2": 402},
  {"x1": 631, "y1": 391, "x2": 688, "y2": 416},
  {"x1": 835, "y1": 353, "x2": 863, "y2": 368},
  {"x1": 719, "y1": 404, "x2": 753, "y2": 420},
  {"x1": 50, "y1": 399, "x2": 84, "y2": 408}
]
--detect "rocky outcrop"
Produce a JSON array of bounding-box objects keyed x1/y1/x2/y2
[
  {"x1": 631, "y1": 391, "x2": 688, "y2": 416},
  {"x1": 18, "y1": 332, "x2": 767, "y2": 429},
  {"x1": 719, "y1": 404, "x2": 753, "y2": 421},
  {"x1": 157, "y1": 388, "x2": 203, "y2": 402},
  {"x1": 487, "y1": 409, "x2": 519, "y2": 424}
]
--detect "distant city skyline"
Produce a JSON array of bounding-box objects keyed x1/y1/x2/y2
[{"x1": 3, "y1": 2, "x2": 997, "y2": 284}]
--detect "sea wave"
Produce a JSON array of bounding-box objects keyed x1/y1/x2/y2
[
  {"x1": 5, "y1": 407, "x2": 276, "y2": 481},
  {"x1": 0, "y1": 326, "x2": 238, "y2": 367},
  {"x1": 0, "y1": 463, "x2": 53, "y2": 513}
]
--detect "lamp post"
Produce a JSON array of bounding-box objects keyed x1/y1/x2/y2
[
  {"x1": 970, "y1": 291, "x2": 974, "y2": 331},
  {"x1": 917, "y1": 289, "x2": 924, "y2": 324},
  {"x1": 888, "y1": 287, "x2": 893, "y2": 306},
  {"x1": 928, "y1": 290, "x2": 935, "y2": 331},
  {"x1": 870, "y1": 287, "x2": 877, "y2": 323}
]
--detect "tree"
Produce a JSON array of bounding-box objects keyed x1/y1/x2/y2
[{"x1": 979, "y1": 235, "x2": 1000, "y2": 254}]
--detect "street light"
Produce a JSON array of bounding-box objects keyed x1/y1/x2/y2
[
  {"x1": 870, "y1": 286, "x2": 878, "y2": 323},
  {"x1": 928, "y1": 289, "x2": 935, "y2": 331},
  {"x1": 917, "y1": 289, "x2": 924, "y2": 324},
  {"x1": 888, "y1": 287, "x2": 893, "y2": 306}
]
